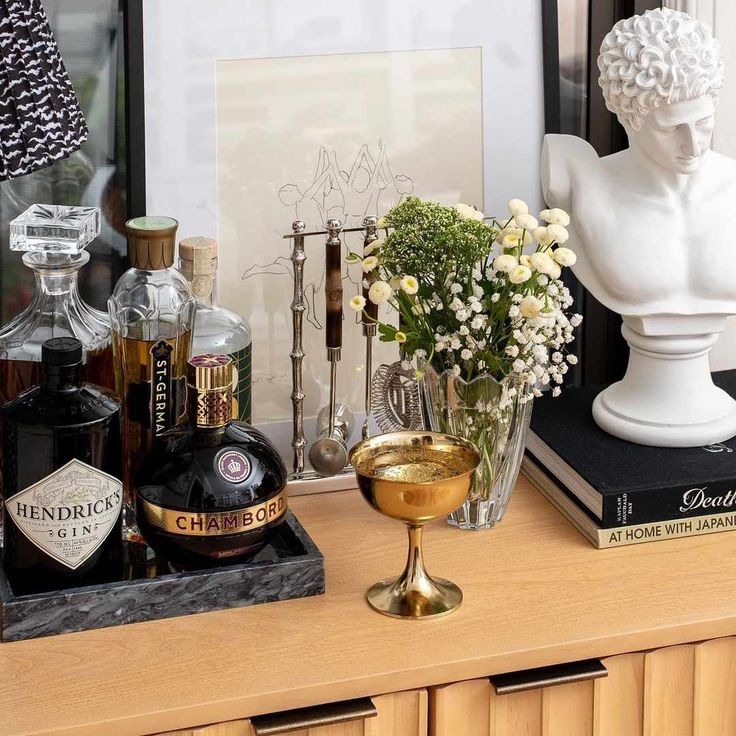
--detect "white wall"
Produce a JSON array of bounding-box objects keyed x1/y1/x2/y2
[{"x1": 667, "y1": 1, "x2": 736, "y2": 369}]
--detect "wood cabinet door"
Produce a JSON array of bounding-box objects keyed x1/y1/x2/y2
[
  {"x1": 430, "y1": 637, "x2": 736, "y2": 736},
  {"x1": 154, "y1": 688, "x2": 427, "y2": 736}
]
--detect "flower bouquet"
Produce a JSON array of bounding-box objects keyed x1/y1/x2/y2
[{"x1": 346, "y1": 196, "x2": 582, "y2": 529}]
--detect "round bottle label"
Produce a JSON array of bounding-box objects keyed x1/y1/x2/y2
[{"x1": 215, "y1": 449, "x2": 251, "y2": 483}]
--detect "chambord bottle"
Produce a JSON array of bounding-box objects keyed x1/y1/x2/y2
[{"x1": 135, "y1": 354, "x2": 287, "y2": 569}]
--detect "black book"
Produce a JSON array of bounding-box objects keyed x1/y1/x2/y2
[{"x1": 527, "y1": 370, "x2": 736, "y2": 527}]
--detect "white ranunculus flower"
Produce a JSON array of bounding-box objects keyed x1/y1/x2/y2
[
  {"x1": 520, "y1": 295, "x2": 543, "y2": 319},
  {"x1": 400, "y1": 275, "x2": 419, "y2": 295},
  {"x1": 547, "y1": 224, "x2": 569, "y2": 244},
  {"x1": 530, "y1": 251, "x2": 555, "y2": 275},
  {"x1": 507, "y1": 198, "x2": 529, "y2": 216},
  {"x1": 389, "y1": 275, "x2": 402, "y2": 290},
  {"x1": 549, "y1": 261, "x2": 562, "y2": 280},
  {"x1": 515, "y1": 213, "x2": 539, "y2": 231},
  {"x1": 368, "y1": 280, "x2": 393, "y2": 305},
  {"x1": 520, "y1": 254, "x2": 531, "y2": 267},
  {"x1": 509, "y1": 265, "x2": 532, "y2": 284},
  {"x1": 553, "y1": 247, "x2": 577, "y2": 266},
  {"x1": 361, "y1": 256, "x2": 379, "y2": 273},
  {"x1": 349, "y1": 295, "x2": 366, "y2": 312},
  {"x1": 363, "y1": 238, "x2": 384, "y2": 256},
  {"x1": 543, "y1": 207, "x2": 570, "y2": 226},
  {"x1": 493, "y1": 254, "x2": 518, "y2": 273},
  {"x1": 502, "y1": 229, "x2": 533, "y2": 249},
  {"x1": 532, "y1": 226, "x2": 553, "y2": 247},
  {"x1": 454, "y1": 203, "x2": 485, "y2": 221}
]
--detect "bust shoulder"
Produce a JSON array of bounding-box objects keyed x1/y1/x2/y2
[{"x1": 541, "y1": 134, "x2": 599, "y2": 212}]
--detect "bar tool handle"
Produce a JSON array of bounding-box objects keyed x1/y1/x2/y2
[
  {"x1": 325, "y1": 219, "x2": 343, "y2": 351},
  {"x1": 362, "y1": 216, "x2": 379, "y2": 325}
]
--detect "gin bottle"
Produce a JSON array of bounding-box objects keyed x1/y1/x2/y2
[
  {"x1": 108, "y1": 217, "x2": 196, "y2": 540},
  {"x1": 1, "y1": 337, "x2": 122, "y2": 595},
  {"x1": 179, "y1": 237, "x2": 252, "y2": 422}
]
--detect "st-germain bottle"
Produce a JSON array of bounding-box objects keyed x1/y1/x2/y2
[
  {"x1": 136, "y1": 354, "x2": 287, "y2": 569},
  {"x1": 178, "y1": 236, "x2": 252, "y2": 422},
  {"x1": 109, "y1": 217, "x2": 195, "y2": 540},
  {"x1": 1, "y1": 338, "x2": 122, "y2": 594}
]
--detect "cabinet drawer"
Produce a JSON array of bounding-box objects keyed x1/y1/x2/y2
[{"x1": 155, "y1": 688, "x2": 427, "y2": 736}]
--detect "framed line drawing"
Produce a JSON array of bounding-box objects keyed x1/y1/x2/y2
[{"x1": 135, "y1": 0, "x2": 545, "y2": 440}]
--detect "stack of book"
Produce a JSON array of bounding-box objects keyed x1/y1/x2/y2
[{"x1": 523, "y1": 371, "x2": 736, "y2": 548}]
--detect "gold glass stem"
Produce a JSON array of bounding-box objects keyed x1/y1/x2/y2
[{"x1": 403, "y1": 524, "x2": 428, "y2": 592}]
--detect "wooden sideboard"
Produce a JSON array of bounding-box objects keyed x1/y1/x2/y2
[{"x1": 2, "y1": 477, "x2": 736, "y2": 736}]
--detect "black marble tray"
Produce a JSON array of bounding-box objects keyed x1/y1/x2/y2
[{"x1": 0, "y1": 511, "x2": 324, "y2": 642}]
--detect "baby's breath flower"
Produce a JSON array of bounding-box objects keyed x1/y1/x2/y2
[
  {"x1": 450, "y1": 283, "x2": 463, "y2": 294},
  {"x1": 460, "y1": 348, "x2": 473, "y2": 360}
]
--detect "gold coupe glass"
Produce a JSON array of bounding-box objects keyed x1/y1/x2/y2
[{"x1": 350, "y1": 431, "x2": 481, "y2": 619}]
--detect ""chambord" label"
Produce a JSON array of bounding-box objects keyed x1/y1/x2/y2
[{"x1": 5, "y1": 459, "x2": 122, "y2": 570}]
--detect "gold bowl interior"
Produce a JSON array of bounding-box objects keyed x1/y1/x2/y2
[{"x1": 349, "y1": 432, "x2": 481, "y2": 524}]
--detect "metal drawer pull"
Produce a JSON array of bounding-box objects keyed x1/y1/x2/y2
[
  {"x1": 490, "y1": 658, "x2": 608, "y2": 695},
  {"x1": 251, "y1": 697, "x2": 377, "y2": 735}
]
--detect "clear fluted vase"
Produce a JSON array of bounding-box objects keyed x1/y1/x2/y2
[{"x1": 420, "y1": 365, "x2": 533, "y2": 530}]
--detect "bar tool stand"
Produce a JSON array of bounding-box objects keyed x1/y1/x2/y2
[{"x1": 289, "y1": 220, "x2": 308, "y2": 477}]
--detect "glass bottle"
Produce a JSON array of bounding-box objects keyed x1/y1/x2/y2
[
  {"x1": 1, "y1": 337, "x2": 122, "y2": 595},
  {"x1": 108, "y1": 216, "x2": 195, "y2": 541},
  {"x1": 0, "y1": 204, "x2": 113, "y2": 406},
  {"x1": 178, "y1": 237, "x2": 252, "y2": 422},
  {"x1": 136, "y1": 354, "x2": 287, "y2": 569}
]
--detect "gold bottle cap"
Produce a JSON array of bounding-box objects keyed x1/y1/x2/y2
[
  {"x1": 187, "y1": 354, "x2": 233, "y2": 428},
  {"x1": 126, "y1": 216, "x2": 178, "y2": 270}
]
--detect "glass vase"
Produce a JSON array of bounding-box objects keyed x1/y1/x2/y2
[{"x1": 420, "y1": 364, "x2": 533, "y2": 530}]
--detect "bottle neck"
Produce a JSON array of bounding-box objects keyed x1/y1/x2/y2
[
  {"x1": 180, "y1": 256, "x2": 218, "y2": 308},
  {"x1": 24, "y1": 251, "x2": 87, "y2": 299},
  {"x1": 42, "y1": 364, "x2": 83, "y2": 393},
  {"x1": 187, "y1": 383, "x2": 233, "y2": 429}
]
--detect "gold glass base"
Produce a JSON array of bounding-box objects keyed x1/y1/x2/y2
[{"x1": 366, "y1": 574, "x2": 462, "y2": 619}]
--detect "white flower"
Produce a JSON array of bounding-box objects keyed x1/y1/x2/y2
[
  {"x1": 552, "y1": 386, "x2": 562, "y2": 397},
  {"x1": 493, "y1": 254, "x2": 518, "y2": 273},
  {"x1": 449, "y1": 296, "x2": 463, "y2": 311},
  {"x1": 512, "y1": 358, "x2": 527, "y2": 373},
  {"x1": 395, "y1": 331, "x2": 407, "y2": 344},
  {"x1": 455, "y1": 309, "x2": 470, "y2": 322},
  {"x1": 450, "y1": 337, "x2": 461, "y2": 350},
  {"x1": 349, "y1": 295, "x2": 366, "y2": 312},
  {"x1": 455, "y1": 203, "x2": 485, "y2": 221},
  {"x1": 363, "y1": 238, "x2": 384, "y2": 256},
  {"x1": 435, "y1": 341, "x2": 446, "y2": 353},
  {"x1": 502, "y1": 228, "x2": 533, "y2": 249},
  {"x1": 567, "y1": 354, "x2": 578, "y2": 365},
  {"x1": 400, "y1": 275, "x2": 419, "y2": 295},
  {"x1": 415, "y1": 349, "x2": 427, "y2": 360},
  {"x1": 451, "y1": 364, "x2": 462, "y2": 377},
  {"x1": 472, "y1": 283, "x2": 484, "y2": 299},
  {"x1": 461, "y1": 348, "x2": 473, "y2": 360},
  {"x1": 509, "y1": 305, "x2": 520, "y2": 317},
  {"x1": 361, "y1": 256, "x2": 379, "y2": 273},
  {"x1": 515, "y1": 213, "x2": 539, "y2": 231},
  {"x1": 490, "y1": 292, "x2": 500, "y2": 303},
  {"x1": 549, "y1": 261, "x2": 562, "y2": 279},
  {"x1": 471, "y1": 315, "x2": 484, "y2": 330},
  {"x1": 376, "y1": 216, "x2": 388, "y2": 229},
  {"x1": 570, "y1": 314, "x2": 583, "y2": 327},
  {"x1": 368, "y1": 280, "x2": 392, "y2": 305},
  {"x1": 508, "y1": 198, "x2": 529, "y2": 216},
  {"x1": 532, "y1": 226, "x2": 554, "y2": 247},
  {"x1": 540, "y1": 207, "x2": 570, "y2": 227},
  {"x1": 389, "y1": 275, "x2": 402, "y2": 290},
  {"x1": 520, "y1": 254, "x2": 531, "y2": 267},
  {"x1": 450, "y1": 282, "x2": 463, "y2": 294},
  {"x1": 520, "y1": 295, "x2": 543, "y2": 319},
  {"x1": 530, "y1": 251, "x2": 556, "y2": 275},
  {"x1": 459, "y1": 325, "x2": 470, "y2": 336},
  {"x1": 547, "y1": 224, "x2": 569, "y2": 244},
  {"x1": 509, "y1": 265, "x2": 532, "y2": 284},
  {"x1": 553, "y1": 247, "x2": 576, "y2": 266}
]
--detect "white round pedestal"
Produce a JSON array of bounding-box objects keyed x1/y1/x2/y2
[{"x1": 592, "y1": 319, "x2": 736, "y2": 448}]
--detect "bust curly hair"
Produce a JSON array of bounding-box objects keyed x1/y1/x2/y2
[{"x1": 598, "y1": 8, "x2": 723, "y2": 131}]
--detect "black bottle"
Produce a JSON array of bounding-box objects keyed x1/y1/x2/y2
[
  {"x1": 1, "y1": 338, "x2": 123, "y2": 594},
  {"x1": 136, "y1": 354, "x2": 287, "y2": 569}
]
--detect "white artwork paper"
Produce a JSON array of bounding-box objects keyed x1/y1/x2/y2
[{"x1": 215, "y1": 48, "x2": 483, "y2": 421}]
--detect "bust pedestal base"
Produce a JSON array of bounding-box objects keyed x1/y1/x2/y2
[{"x1": 592, "y1": 316, "x2": 736, "y2": 448}]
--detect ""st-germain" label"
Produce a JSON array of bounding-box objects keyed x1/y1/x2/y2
[
  {"x1": 5, "y1": 459, "x2": 122, "y2": 570},
  {"x1": 150, "y1": 339, "x2": 174, "y2": 437},
  {"x1": 139, "y1": 489, "x2": 287, "y2": 537}
]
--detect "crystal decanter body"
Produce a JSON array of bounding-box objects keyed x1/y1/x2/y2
[
  {"x1": 108, "y1": 217, "x2": 195, "y2": 539},
  {"x1": 136, "y1": 354, "x2": 287, "y2": 569},
  {"x1": 1, "y1": 338, "x2": 122, "y2": 595},
  {"x1": 179, "y1": 236, "x2": 252, "y2": 422}
]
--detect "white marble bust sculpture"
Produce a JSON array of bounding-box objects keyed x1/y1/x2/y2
[{"x1": 542, "y1": 8, "x2": 736, "y2": 447}]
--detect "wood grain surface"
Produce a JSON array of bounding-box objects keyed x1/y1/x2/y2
[{"x1": 2, "y1": 479, "x2": 736, "y2": 736}]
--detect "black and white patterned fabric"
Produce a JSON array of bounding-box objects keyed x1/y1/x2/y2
[{"x1": 0, "y1": 0, "x2": 88, "y2": 181}]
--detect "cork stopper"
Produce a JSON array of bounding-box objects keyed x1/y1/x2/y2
[
  {"x1": 187, "y1": 354, "x2": 233, "y2": 428},
  {"x1": 179, "y1": 236, "x2": 217, "y2": 299},
  {"x1": 126, "y1": 216, "x2": 178, "y2": 270}
]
